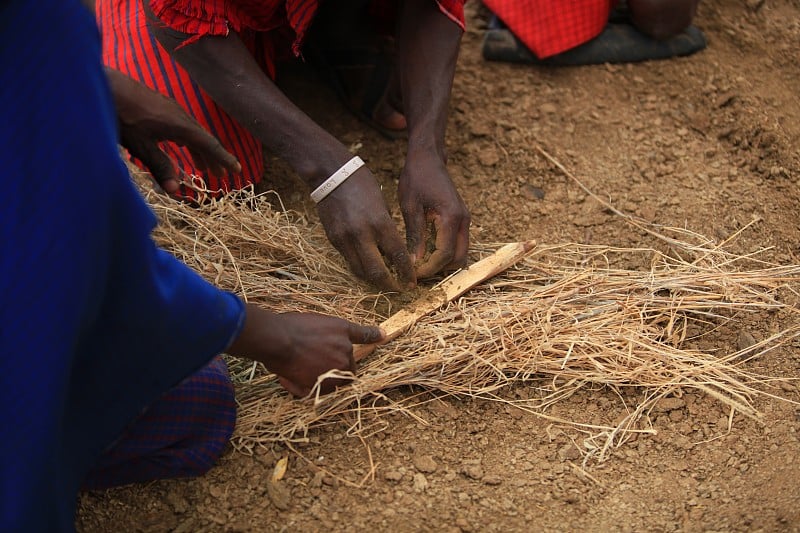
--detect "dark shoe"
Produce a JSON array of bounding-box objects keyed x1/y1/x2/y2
[{"x1": 482, "y1": 19, "x2": 707, "y2": 66}]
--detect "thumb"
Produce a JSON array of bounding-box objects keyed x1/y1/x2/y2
[
  {"x1": 279, "y1": 376, "x2": 308, "y2": 398},
  {"x1": 347, "y1": 322, "x2": 384, "y2": 345}
]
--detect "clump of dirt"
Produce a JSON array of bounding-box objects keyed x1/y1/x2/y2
[{"x1": 77, "y1": 1, "x2": 800, "y2": 531}]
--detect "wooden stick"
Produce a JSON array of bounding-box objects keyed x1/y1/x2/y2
[{"x1": 354, "y1": 240, "x2": 536, "y2": 362}]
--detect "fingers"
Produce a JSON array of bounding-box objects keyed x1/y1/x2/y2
[
  {"x1": 403, "y1": 200, "x2": 428, "y2": 264},
  {"x1": 347, "y1": 322, "x2": 385, "y2": 345},
  {"x1": 332, "y1": 229, "x2": 404, "y2": 292},
  {"x1": 356, "y1": 242, "x2": 401, "y2": 292},
  {"x1": 177, "y1": 122, "x2": 241, "y2": 177},
  {"x1": 121, "y1": 130, "x2": 180, "y2": 193},
  {"x1": 446, "y1": 216, "x2": 471, "y2": 271},
  {"x1": 415, "y1": 211, "x2": 469, "y2": 279},
  {"x1": 378, "y1": 231, "x2": 416, "y2": 290}
]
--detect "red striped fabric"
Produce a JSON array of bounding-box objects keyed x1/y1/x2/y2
[
  {"x1": 483, "y1": 0, "x2": 616, "y2": 59},
  {"x1": 98, "y1": 0, "x2": 466, "y2": 200},
  {"x1": 98, "y1": 0, "x2": 265, "y2": 200}
]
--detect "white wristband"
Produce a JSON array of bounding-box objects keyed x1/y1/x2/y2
[{"x1": 310, "y1": 156, "x2": 365, "y2": 204}]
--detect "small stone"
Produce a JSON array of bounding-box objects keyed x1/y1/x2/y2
[
  {"x1": 266, "y1": 480, "x2": 291, "y2": 511},
  {"x1": 166, "y1": 493, "x2": 189, "y2": 514},
  {"x1": 520, "y1": 184, "x2": 545, "y2": 201},
  {"x1": 455, "y1": 517, "x2": 471, "y2": 532},
  {"x1": 736, "y1": 330, "x2": 757, "y2": 354},
  {"x1": 483, "y1": 475, "x2": 503, "y2": 486},
  {"x1": 477, "y1": 147, "x2": 500, "y2": 167},
  {"x1": 469, "y1": 122, "x2": 492, "y2": 137},
  {"x1": 653, "y1": 397, "x2": 686, "y2": 412},
  {"x1": 384, "y1": 470, "x2": 403, "y2": 482},
  {"x1": 412, "y1": 473, "x2": 429, "y2": 492},
  {"x1": 413, "y1": 454, "x2": 438, "y2": 474},
  {"x1": 558, "y1": 443, "x2": 581, "y2": 461},
  {"x1": 540, "y1": 102, "x2": 557, "y2": 114},
  {"x1": 463, "y1": 465, "x2": 484, "y2": 480}
]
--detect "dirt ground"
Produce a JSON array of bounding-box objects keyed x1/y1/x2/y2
[{"x1": 77, "y1": 1, "x2": 800, "y2": 531}]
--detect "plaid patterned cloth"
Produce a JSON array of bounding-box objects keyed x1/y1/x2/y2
[
  {"x1": 82, "y1": 357, "x2": 236, "y2": 490},
  {"x1": 99, "y1": 0, "x2": 465, "y2": 201},
  {"x1": 483, "y1": 0, "x2": 618, "y2": 59}
]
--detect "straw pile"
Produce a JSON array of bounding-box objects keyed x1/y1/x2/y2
[{"x1": 144, "y1": 184, "x2": 800, "y2": 462}]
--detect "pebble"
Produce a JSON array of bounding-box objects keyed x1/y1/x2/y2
[
  {"x1": 736, "y1": 330, "x2": 757, "y2": 353},
  {"x1": 413, "y1": 454, "x2": 438, "y2": 474},
  {"x1": 166, "y1": 493, "x2": 189, "y2": 514},
  {"x1": 413, "y1": 473, "x2": 429, "y2": 492},
  {"x1": 266, "y1": 480, "x2": 291, "y2": 511},
  {"x1": 462, "y1": 465, "x2": 484, "y2": 480},
  {"x1": 477, "y1": 147, "x2": 500, "y2": 167},
  {"x1": 653, "y1": 397, "x2": 686, "y2": 412},
  {"x1": 483, "y1": 475, "x2": 503, "y2": 486},
  {"x1": 540, "y1": 103, "x2": 557, "y2": 114},
  {"x1": 309, "y1": 471, "x2": 324, "y2": 489},
  {"x1": 520, "y1": 184, "x2": 545, "y2": 201},
  {"x1": 558, "y1": 443, "x2": 581, "y2": 461},
  {"x1": 469, "y1": 122, "x2": 492, "y2": 137},
  {"x1": 384, "y1": 470, "x2": 403, "y2": 482}
]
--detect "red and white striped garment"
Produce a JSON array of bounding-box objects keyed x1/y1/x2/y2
[{"x1": 97, "y1": 0, "x2": 465, "y2": 200}]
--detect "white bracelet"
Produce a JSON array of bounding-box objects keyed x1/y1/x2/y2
[{"x1": 310, "y1": 156, "x2": 365, "y2": 204}]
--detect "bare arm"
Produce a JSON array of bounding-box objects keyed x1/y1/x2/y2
[
  {"x1": 396, "y1": 0, "x2": 471, "y2": 278},
  {"x1": 146, "y1": 8, "x2": 415, "y2": 291}
]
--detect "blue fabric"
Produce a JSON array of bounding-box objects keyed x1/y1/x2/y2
[{"x1": 0, "y1": 0, "x2": 246, "y2": 530}]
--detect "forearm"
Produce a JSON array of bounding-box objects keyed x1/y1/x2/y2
[
  {"x1": 397, "y1": 0, "x2": 462, "y2": 160},
  {"x1": 148, "y1": 15, "x2": 351, "y2": 188},
  {"x1": 226, "y1": 303, "x2": 286, "y2": 366}
]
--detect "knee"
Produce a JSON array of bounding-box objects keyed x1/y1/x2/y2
[{"x1": 628, "y1": 0, "x2": 699, "y2": 40}]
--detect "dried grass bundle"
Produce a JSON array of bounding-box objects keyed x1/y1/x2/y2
[{"x1": 144, "y1": 185, "x2": 800, "y2": 462}]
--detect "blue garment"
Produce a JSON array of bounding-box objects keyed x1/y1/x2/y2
[{"x1": 0, "y1": 0, "x2": 245, "y2": 530}]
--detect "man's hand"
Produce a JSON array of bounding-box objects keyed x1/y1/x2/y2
[
  {"x1": 227, "y1": 304, "x2": 384, "y2": 397},
  {"x1": 105, "y1": 68, "x2": 241, "y2": 193},
  {"x1": 317, "y1": 166, "x2": 416, "y2": 292},
  {"x1": 394, "y1": 0, "x2": 469, "y2": 279},
  {"x1": 399, "y1": 151, "x2": 470, "y2": 278}
]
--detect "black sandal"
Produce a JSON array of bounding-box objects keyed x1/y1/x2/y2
[{"x1": 482, "y1": 14, "x2": 707, "y2": 66}]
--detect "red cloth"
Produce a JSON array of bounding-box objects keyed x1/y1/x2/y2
[
  {"x1": 483, "y1": 0, "x2": 617, "y2": 59},
  {"x1": 98, "y1": 0, "x2": 266, "y2": 199},
  {"x1": 99, "y1": 0, "x2": 465, "y2": 200},
  {"x1": 151, "y1": 0, "x2": 466, "y2": 55}
]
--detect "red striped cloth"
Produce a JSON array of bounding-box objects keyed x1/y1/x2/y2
[
  {"x1": 98, "y1": 0, "x2": 266, "y2": 199},
  {"x1": 98, "y1": 0, "x2": 465, "y2": 200},
  {"x1": 483, "y1": 0, "x2": 617, "y2": 59}
]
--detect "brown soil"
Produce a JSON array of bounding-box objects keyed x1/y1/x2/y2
[{"x1": 77, "y1": 1, "x2": 800, "y2": 531}]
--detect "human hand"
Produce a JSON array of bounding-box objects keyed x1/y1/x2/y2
[
  {"x1": 316, "y1": 166, "x2": 416, "y2": 291},
  {"x1": 399, "y1": 150, "x2": 470, "y2": 278},
  {"x1": 105, "y1": 68, "x2": 241, "y2": 193},
  {"x1": 227, "y1": 304, "x2": 384, "y2": 397}
]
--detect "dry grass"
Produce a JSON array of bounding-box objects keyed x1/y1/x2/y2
[{"x1": 144, "y1": 180, "x2": 800, "y2": 464}]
